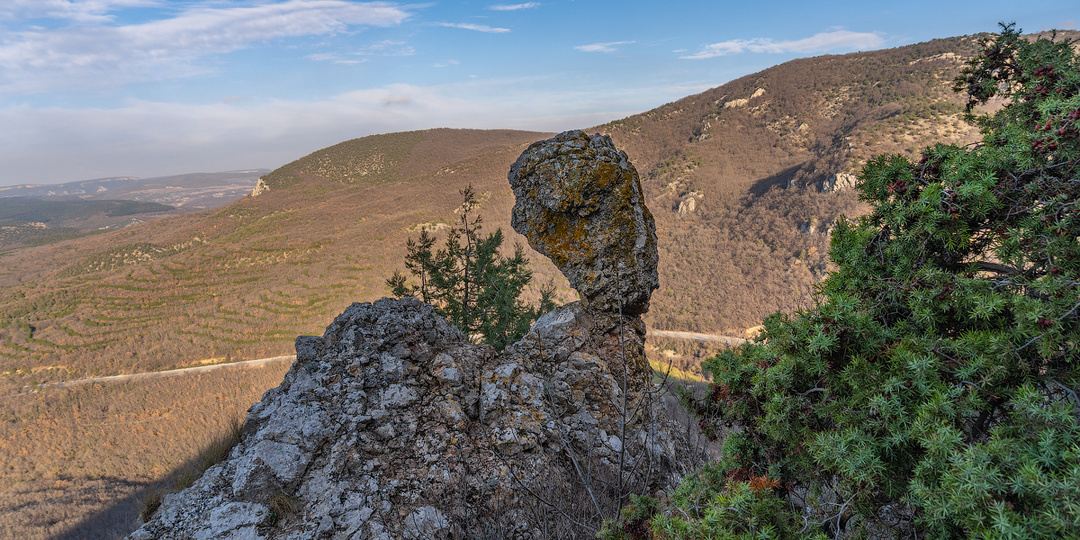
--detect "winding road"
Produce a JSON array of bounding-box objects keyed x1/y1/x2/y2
[
  {"x1": 11, "y1": 330, "x2": 746, "y2": 396},
  {"x1": 10, "y1": 355, "x2": 296, "y2": 397},
  {"x1": 648, "y1": 330, "x2": 747, "y2": 346}
]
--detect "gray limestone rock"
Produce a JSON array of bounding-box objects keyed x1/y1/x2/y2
[
  {"x1": 129, "y1": 298, "x2": 683, "y2": 539},
  {"x1": 129, "y1": 131, "x2": 688, "y2": 540},
  {"x1": 508, "y1": 130, "x2": 659, "y2": 315}
]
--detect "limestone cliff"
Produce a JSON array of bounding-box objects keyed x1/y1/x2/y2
[{"x1": 129, "y1": 132, "x2": 686, "y2": 539}]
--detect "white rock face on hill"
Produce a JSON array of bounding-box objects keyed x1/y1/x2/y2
[{"x1": 250, "y1": 178, "x2": 270, "y2": 197}]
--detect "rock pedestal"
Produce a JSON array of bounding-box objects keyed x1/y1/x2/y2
[
  {"x1": 508, "y1": 130, "x2": 658, "y2": 316},
  {"x1": 129, "y1": 132, "x2": 681, "y2": 539}
]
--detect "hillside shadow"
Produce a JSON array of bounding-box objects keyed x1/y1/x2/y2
[
  {"x1": 51, "y1": 477, "x2": 148, "y2": 540},
  {"x1": 748, "y1": 164, "x2": 803, "y2": 198},
  {"x1": 54, "y1": 425, "x2": 243, "y2": 540}
]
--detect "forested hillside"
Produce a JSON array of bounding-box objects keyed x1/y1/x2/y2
[
  {"x1": 601, "y1": 35, "x2": 996, "y2": 333},
  {"x1": 0, "y1": 35, "x2": 1005, "y2": 390}
]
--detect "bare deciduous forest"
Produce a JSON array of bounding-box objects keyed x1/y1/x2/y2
[{"x1": 0, "y1": 34, "x2": 1013, "y2": 538}]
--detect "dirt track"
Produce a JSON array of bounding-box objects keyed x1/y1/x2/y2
[
  {"x1": 11, "y1": 330, "x2": 744, "y2": 396},
  {"x1": 11, "y1": 356, "x2": 296, "y2": 397},
  {"x1": 648, "y1": 330, "x2": 746, "y2": 346}
]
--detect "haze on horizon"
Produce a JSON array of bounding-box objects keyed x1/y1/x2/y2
[{"x1": 0, "y1": 0, "x2": 1074, "y2": 187}]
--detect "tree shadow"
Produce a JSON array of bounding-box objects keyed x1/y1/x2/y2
[
  {"x1": 50, "y1": 477, "x2": 149, "y2": 540},
  {"x1": 748, "y1": 164, "x2": 803, "y2": 198},
  {"x1": 53, "y1": 422, "x2": 243, "y2": 540}
]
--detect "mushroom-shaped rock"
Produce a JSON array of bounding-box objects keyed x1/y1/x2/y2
[
  {"x1": 508, "y1": 130, "x2": 659, "y2": 315},
  {"x1": 127, "y1": 132, "x2": 687, "y2": 540}
]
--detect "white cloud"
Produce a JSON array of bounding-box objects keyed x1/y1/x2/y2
[
  {"x1": 575, "y1": 41, "x2": 634, "y2": 53},
  {"x1": 487, "y1": 3, "x2": 540, "y2": 10},
  {"x1": 681, "y1": 30, "x2": 884, "y2": 59},
  {"x1": 432, "y1": 59, "x2": 460, "y2": 68},
  {"x1": 436, "y1": 22, "x2": 510, "y2": 33},
  {"x1": 306, "y1": 52, "x2": 339, "y2": 62},
  {"x1": 356, "y1": 39, "x2": 415, "y2": 56},
  {"x1": 0, "y1": 0, "x2": 160, "y2": 23},
  {"x1": 0, "y1": 1, "x2": 413, "y2": 96},
  {"x1": 0, "y1": 78, "x2": 654, "y2": 183},
  {"x1": 306, "y1": 52, "x2": 369, "y2": 65}
]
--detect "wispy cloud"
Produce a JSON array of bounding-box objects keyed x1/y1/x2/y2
[
  {"x1": 436, "y1": 22, "x2": 510, "y2": 33},
  {"x1": 356, "y1": 39, "x2": 416, "y2": 56},
  {"x1": 575, "y1": 41, "x2": 634, "y2": 53},
  {"x1": 432, "y1": 59, "x2": 460, "y2": 68},
  {"x1": 681, "y1": 30, "x2": 884, "y2": 59},
  {"x1": 0, "y1": 0, "x2": 160, "y2": 23},
  {"x1": 306, "y1": 40, "x2": 414, "y2": 65},
  {"x1": 488, "y1": 3, "x2": 540, "y2": 10},
  {"x1": 0, "y1": 0, "x2": 413, "y2": 96},
  {"x1": 305, "y1": 52, "x2": 369, "y2": 65},
  {"x1": 0, "y1": 78, "x2": 653, "y2": 183}
]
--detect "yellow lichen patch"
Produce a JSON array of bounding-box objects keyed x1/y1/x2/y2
[
  {"x1": 539, "y1": 212, "x2": 594, "y2": 269},
  {"x1": 592, "y1": 161, "x2": 619, "y2": 192}
]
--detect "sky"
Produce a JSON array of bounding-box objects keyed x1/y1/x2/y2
[{"x1": 0, "y1": 1, "x2": 1075, "y2": 186}]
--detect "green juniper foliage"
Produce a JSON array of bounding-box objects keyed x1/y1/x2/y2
[
  {"x1": 387, "y1": 185, "x2": 555, "y2": 351},
  {"x1": 603, "y1": 24, "x2": 1080, "y2": 538}
]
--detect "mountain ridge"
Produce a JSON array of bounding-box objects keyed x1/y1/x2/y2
[
  {"x1": 5, "y1": 30, "x2": 1061, "y2": 539},
  {"x1": 0, "y1": 34, "x2": 1005, "y2": 390}
]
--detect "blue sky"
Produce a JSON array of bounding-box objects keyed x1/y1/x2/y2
[{"x1": 0, "y1": 1, "x2": 1075, "y2": 186}]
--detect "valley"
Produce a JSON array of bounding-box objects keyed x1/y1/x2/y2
[
  {"x1": 0, "y1": 32, "x2": 1022, "y2": 538},
  {"x1": 0, "y1": 170, "x2": 267, "y2": 251}
]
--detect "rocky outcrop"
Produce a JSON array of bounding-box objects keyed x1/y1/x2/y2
[
  {"x1": 788, "y1": 171, "x2": 857, "y2": 193},
  {"x1": 508, "y1": 130, "x2": 658, "y2": 316},
  {"x1": 250, "y1": 178, "x2": 270, "y2": 197},
  {"x1": 677, "y1": 191, "x2": 704, "y2": 216},
  {"x1": 821, "y1": 172, "x2": 857, "y2": 193},
  {"x1": 130, "y1": 131, "x2": 682, "y2": 539}
]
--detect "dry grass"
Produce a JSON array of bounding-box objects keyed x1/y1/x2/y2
[
  {"x1": 0, "y1": 34, "x2": 1035, "y2": 539},
  {"x1": 0, "y1": 136, "x2": 572, "y2": 392},
  {"x1": 267, "y1": 491, "x2": 299, "y2": 527},
  {"x1": 0, "y1": 360, "x2": 290, "y2": 539},
  {"x1": 0, "y1": 37, "x2": 995, "y2": 387}
]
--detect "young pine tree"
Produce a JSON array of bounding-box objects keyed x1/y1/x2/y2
[{"x1": 387, "y1": 186, "x2": 555, "y2": 351}]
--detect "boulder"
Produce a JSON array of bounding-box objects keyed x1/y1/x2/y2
[
  {"x1": 129, "y1": 131, "x2": 684, "y2": 540},
  {"x1": 508, "y1": 130, "x2": 659, "y2": 315}
]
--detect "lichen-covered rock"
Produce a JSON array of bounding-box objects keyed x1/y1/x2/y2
[
  {"x1": 129, "y1": 298, "x2": 681, "y2": 539},
  {"x1": 129, "y1": 131, "x2": 686, "y2": 539},
  {"x1": 508, "y1": 130, "x2": 659, "y2": 315}
]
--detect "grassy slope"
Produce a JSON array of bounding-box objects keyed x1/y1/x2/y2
[
  {"x1": 599, "y1": 35, "x2": 990, "y2": 334},
  {"x1": 0, "y1": 129, "x2": 563, "y2": 391},
  {"x1": 0, "y1": 37, "x2": 996, "y2": 390},
  {"x1": 0, "y1": 34, "x2": 1019, "y2": 538}
]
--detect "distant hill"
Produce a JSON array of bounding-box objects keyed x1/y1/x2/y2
[
  {"x1": 259, "y1": 129, "x2": 557, "y2": 190},
  {"x1": 0, "y1": 170, "x2": 267, "y2": 249},
  {"x1": 0, "y1": 170, "x2": 267, "y2": 208},
  {"x1": 0, "y1": 34, "x2": 1007, "y2": 389},
  {"x1": 598, "y1": 34, "x2": 998, "y2": 333}
]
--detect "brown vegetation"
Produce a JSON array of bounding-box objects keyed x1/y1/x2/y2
[
  {"x1": 0, "y1": 362, "x2": 289, "y2": 539},
  {"x1": 0, "y1": 34, "x2": 1031, "y2": 538}
]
